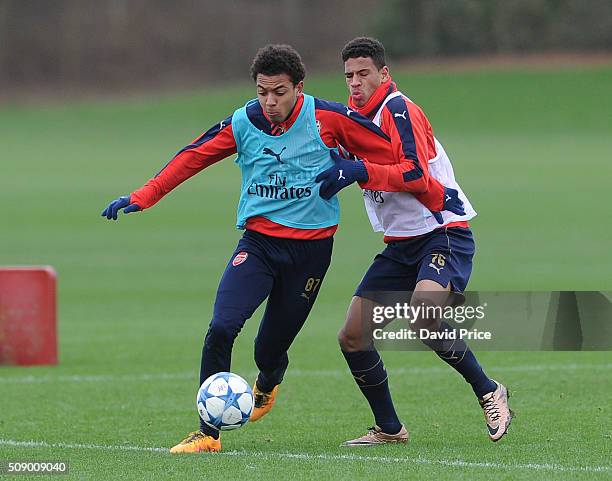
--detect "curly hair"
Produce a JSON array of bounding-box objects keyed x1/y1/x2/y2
[
  {"x1": 341, "y1": 37, "x2": 386, "y2": 70},
  {"x1": 250, "y1": 44, "x2": 306, "y2": 85}
]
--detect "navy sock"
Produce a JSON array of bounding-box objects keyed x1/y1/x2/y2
[
  {"x1": 423, "y1": 321, "x2": 496, "y2": 398},
  {"x1": 342, "y1": 349, "x2": 402, "y2": 434}
]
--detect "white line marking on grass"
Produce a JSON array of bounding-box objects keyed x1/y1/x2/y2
[
  {"x1": 0, "y1": 439, "x2": 609, "y2": 474},
  {"x1": 0, "y1": 363, "x2": 610, "y2": 384},
  {"x1": 224, "y1": 451, "x2": 612, "y2": 473},
  {"x1": 0, "y1": 372, "x2": 194, "y2": 384},
  {"x1": 0, "y1": 439, "x2": 166, "y2": 453}
]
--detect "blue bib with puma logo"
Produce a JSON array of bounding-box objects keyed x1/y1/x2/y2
[{"x1": 232, "y1": 94, "x2": 339, "y2": 230}]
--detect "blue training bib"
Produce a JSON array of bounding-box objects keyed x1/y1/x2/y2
[{"x1": 231, "y1": 94, "x2": 339, "y2": 229}]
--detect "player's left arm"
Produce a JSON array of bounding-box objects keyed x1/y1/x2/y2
[
  {"x1": 312, "y1": 100, "x2": 389, "y2": 199},
  {"x1": 313, "y1": 98, "x2": 463, "y2": 218},
  {"x1": 314, "y1": 99, "x2": 444, "y2": 207},
  {"x1": 314, "y1": 99, "x2": 392, "y2": 159},
  {"x1": 375, "y1": 100, "x2": 464, "y2": 216}
]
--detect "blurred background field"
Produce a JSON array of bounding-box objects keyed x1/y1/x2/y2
[{"x1": 1, "y1": 1, "x2": 611, "y2": 480}]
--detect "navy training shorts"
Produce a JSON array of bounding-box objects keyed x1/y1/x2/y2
[{"x1": 355, "y1": 227, "x2": 475, "y2": 298}]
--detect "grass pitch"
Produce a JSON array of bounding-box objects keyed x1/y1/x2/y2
[{"x1": 1, "y1": 66, "x2": 611, "y2": 480}]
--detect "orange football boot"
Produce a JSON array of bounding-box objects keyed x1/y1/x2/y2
[
  {"x1": 249, "y1": 384, "x2": 279, "y2": 422},
  {"x1": 169, "y1": 431, "x2": 221, "y2": 453}
]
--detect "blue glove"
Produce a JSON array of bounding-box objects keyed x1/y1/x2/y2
[
  {"x1": 101, "y1": 195, "x2": 141, "y2": 220},
  {"x1": 430, "y1": 187, "x2": 465, "y2": 224},
  {"x1": 315, "y1": 150, "x2": 369, "y2": 200}
]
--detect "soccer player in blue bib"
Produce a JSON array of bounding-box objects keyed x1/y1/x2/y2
[{"x1": 102, "y1": 44, "x2": 464, "y2": 453}]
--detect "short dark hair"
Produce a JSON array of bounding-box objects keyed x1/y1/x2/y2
[
  {"x1": 341, "y1": 37, "x2": 386, "y2": 69},
  {"x1": 250, "y1": 44, "x2": 306, "y2": 85}
]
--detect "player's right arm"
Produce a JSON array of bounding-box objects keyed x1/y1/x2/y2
[
  {"x1": 131, "y1": 115, "x2": 236, "y2": 209},
  {"x1": 102, "y1": 115, "x2": 235, "y2": 220}
]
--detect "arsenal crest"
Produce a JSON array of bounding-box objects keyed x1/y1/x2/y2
[{"x1": 232, "y1": 251, "x2": 248, "y2": 266}]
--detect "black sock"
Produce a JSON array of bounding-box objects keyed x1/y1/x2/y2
[
  {"x1": 342, "y1": 349, "x2": 402, "y2": 434},
  {"x1": 199, "y1": 421, "x2": 220, "y2": 439},
  {"x1": 423, "y1": 321, "x2": 497, "y2": 398}
]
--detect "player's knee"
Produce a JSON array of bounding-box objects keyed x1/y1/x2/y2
[
  {"x1": 338, "y1": 327, "x2": 364, "y2": 352},
  {"x1": 338, "y1": 297, "x2": 369, "y2": 351}
]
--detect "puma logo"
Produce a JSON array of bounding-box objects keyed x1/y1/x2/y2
[
  {"x1": 262, "y1": 146, "x2": 287, "y2": 164},
  {"x1": 429, "y1": 262, "x2": 443, "y2": 275},
  {"x1": 394, "y1": 110, "x2": 407, "y2": 120}
]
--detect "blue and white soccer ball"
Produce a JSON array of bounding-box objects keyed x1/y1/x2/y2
[{"x1": 197, "y1": 372, "x2": 254, "y2": 431}]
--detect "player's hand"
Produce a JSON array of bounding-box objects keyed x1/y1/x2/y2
[
  {"x1": 101, "y1": 195, "x2": 141, "y2": 220},
  {"x1": 430, "y1": 187, "x2": 465, "y2": 224},
  {"x1": 315, "y1": 150, "x2": 369, "y2": 200}
]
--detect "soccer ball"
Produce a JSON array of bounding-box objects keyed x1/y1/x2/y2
[{"x1": 197, "y1": 372, "x2": 254, "y2": 431}]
